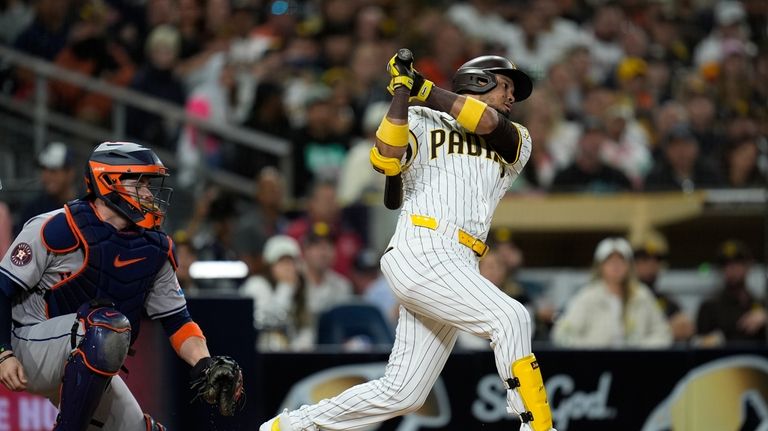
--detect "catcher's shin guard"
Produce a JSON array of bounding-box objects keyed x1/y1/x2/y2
[
  {"x1": 144, "y1": 413, "x2": 167, "y2": 431},
  {"x1": 55, "y1": 304, "x2": 131, "y2": 431},
  {"x1": 507, "y1": 354, "x2": 554, "y2": 431}
]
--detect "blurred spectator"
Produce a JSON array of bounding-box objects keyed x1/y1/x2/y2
[
  {"x1": 614, "y1": 56, "x2": 654, "y2": 118},
  {"x1": 286, "y1": 181, "x2": 363, "y2": 277},
  {"x1": 446, "y1": 0, "x2": 514, "y2": 49},
  {"x1": 177, "y1": 0, "x2": 204, "y2": 59},
  {"x1": 520, "y1": 90, "x2": 580, "y2": 190},
  {"x1": 559, "y1": 45, "x2": 595, "y2": 121},
  {"x1": 713, "y1": 38, "x2": 760, "y2": 121},
  {"x1": 696, "y1": 240, "x2": 766, "y2": 345},
  {"x1": 240, "y1": 234, "x2": 304, "y2": 351},
  {"x1": 49, "y1": 2, "x2": 135, "y2": 124},
  {"x1": 50, "y1": 1, "x2": 135, "y2": 123},
  {"x1": 600, "y1": 103, "x2": 652, "y2": 185},
  {"x1": 345, "y1": 40, "x2": 392, "y2": 133},
  {"x1": 552, "y1": 237, "x2": 672, "y2": 348},
  {"x1": 12, "y1": 0, "x2": 70, "y2": 61},
  {"x1": 126, "y1": 24, "x2": 186, "y2": 150},
  {"x1": 16, "y1": 142, "x2": 78, "y2": 234},
  {"x1": 290, "y1": 84, "x2": 352, "y2": 198},
  {"x1": 245, "y1": 76, "x2": 291, "y2": 138},
  {"x1": 414, "y1": 21, "x2": 471, "y2": 92},
  {"x1": 0, "y1": 0, "x2": 32, "y2": 45},
  {"x1": 646, "y1": 11, "x2": 690, "y2": 68},
  {"x1": 224, "y1": 50, "x2": 290, "y2": 176},
  {"x1": 503, "y1": 0, "x2": 581, "y2": 79},
  {"x1": 632, "y1": 232, "x2": 695, "y2": 343},
  {"x1": 173, "y1": 230, "x2": 200, "y2": 294},
  {"x1": 551, "y1": 119, "x2": 633, "y2": 193},
  {"x1": 693, "y1": 0, "x2": 756, "y2": 68},
  {"x1": 295, "y1": 222, "x2": 354, "y2": 350},
  {"x1": 583, "y1": 3, "x2": 626, "y2": 84},
  {"x1": 185, "y1": 187, "x2": 240, "y2": 264},
  {"x1": 234, "y1": 167, "x2": 288, "y2": 276},
  {"x1": 684, "y1": 94, "x2": 723, "y2": 161},
  {"x1": 176, "y1": 58, "x2": 236, "y2": 186},
  {"x1": 644, "y1": 124, "x2": 723, "y2": 192},
  {"x1": 651, "y1": 100, "x2": 688, "y2": 155},
  {"x1": 337, "y1": 101, "x2": 388, "y2": 205},
  {"x1": 354, "y1": 4, "x2": 387, "y2": 43},
  {"x1": 722, "y1": 133, "x2": 768, "y2": 188},
  {"x1": 349, "y1": 248, "x2": 381, "y2": 297}
]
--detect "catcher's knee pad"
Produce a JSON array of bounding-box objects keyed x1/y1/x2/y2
[
  {"x1": 54, "y1": 304, "x2": 132, "y2": 431},
  {"x1": 144, "y1": 413, "x2": 167, "y2": 431},
  {"x1": 75, "y1": 303, "x2": 132, "y2": 374},
  {"x1": 508, "y1": 354, "x2": 553, "y2": 431}
]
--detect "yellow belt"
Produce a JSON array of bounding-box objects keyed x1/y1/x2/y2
[{"x1": 410, "y1": 214, "x2": 489, "y2": 258}]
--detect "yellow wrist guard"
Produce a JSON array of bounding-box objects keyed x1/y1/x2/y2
[
  {"x1": 376, "y1": 117, "x2": 409, "y2": 147},
  {"x1": 369, "y1": 146, "x2": 402, "y2": 176},
  {"x1": 410, "y1": 79, "x2": 433, "y2": 103},
  {"x1": 456, "y1": 96, "x2": 487, "y2": 133}
]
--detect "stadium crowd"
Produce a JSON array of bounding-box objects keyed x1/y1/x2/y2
[{"x1": 1, "y1": 0, "x2": 766, "y2": 351}]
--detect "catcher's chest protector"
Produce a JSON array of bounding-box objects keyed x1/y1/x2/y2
[{"x1": 42, "y1": 200, "x2": 172, "y2": 343}]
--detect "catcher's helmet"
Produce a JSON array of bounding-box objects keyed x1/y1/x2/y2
[
  {"x1": 452, "y1": 56, "x2": 533, "y2": 101},
  {"x1": 85, "y1": 142, "x2": 172, "y2": 229}
]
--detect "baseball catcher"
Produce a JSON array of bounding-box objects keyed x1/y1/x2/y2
[{"x1": 0, "y1": 142, "x2": 245, "y2": 430}]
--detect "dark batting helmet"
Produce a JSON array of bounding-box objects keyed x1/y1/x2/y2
[
  {"x1": 452, "y1": 56, "x2": 533, "y2": 101},
  {"x1": 84, "y1": 142, "x2": 172, "y2": 229}
]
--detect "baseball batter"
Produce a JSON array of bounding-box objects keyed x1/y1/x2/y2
[
  {"x1": 260, "y1": 51, "x2": 556, "y2": 431},
  {"x1": 0, "y1": 142, "x2": 243, "y2": 430}
]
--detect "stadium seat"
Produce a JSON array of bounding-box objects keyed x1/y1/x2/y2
[{"x1": 317, "y1": 302, "x2": 395, "y2": 349}]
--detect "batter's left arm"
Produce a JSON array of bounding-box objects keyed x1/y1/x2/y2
[{"x1": 416, "y1": 80, "x2": 526, "y2": 164}]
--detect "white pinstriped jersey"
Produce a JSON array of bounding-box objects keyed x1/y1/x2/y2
[{"x1": 401, "y1": 106, "x2": 532, "y2": 240}]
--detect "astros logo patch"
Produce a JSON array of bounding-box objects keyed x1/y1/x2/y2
[{"x1": 10, "y1": 243, "x2": 33, "y2": 266}]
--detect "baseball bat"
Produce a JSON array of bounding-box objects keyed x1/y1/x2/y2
[
  {"x1": 384, "y1": 174, "x2": 403, "y2": 210},
  {"x1": 382, "y1": 48, "x2": 411, "y2": 210}
]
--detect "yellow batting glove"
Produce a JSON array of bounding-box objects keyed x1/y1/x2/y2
[{"x1": 386, "y1": 52, "x2": 415, "y2": 95}]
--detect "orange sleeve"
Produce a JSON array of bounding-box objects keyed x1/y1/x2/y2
[{"x1": 169, "y1": 322, "x2": 206, "y2": 355}]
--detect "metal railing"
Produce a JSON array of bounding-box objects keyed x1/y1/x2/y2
[{"x1": 0, "y1": 45, "x2": 292, "y2": 196}]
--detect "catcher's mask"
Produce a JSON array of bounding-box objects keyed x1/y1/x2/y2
[
  {"x1": 452, "y1": 55, "x2": 533, "y2": 101},
  {"x1": 85, "y1": 142, "x2": 172, "y2": 229}
]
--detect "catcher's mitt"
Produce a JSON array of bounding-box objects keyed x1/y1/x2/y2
[{"x1": 190, "y1": 356, "x2": 245, "y2": 416}]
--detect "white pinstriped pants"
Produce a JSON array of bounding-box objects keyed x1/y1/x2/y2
[{"x1": 286, "y1": 216, "x2": 533, "y2": 430}]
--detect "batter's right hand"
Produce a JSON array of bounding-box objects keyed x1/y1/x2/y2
[
  {"x1": 386, "y1": 49, "x2": 415, "y2": 95},
  {"x1": 0, "y1": 353, "x2": 27, "y2": 391}
]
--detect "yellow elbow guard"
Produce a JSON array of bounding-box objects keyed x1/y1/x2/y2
[
  {"x1": 376, "y1": 117, "x2": 409, "y2": 147},
  {"x1": 369, "y1": 146, "x2": 402, "y2": 176},
  {"x1": 456, "y1": 97, "x2": 487, "y2": 133}
]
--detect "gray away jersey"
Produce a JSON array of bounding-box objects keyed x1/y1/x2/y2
[
  {"x1": 401, "y1": 106, "x2": 532, "y2": 240},
  {"x1": 0, "y1": 209, "x2": 187, "y2": 326}
]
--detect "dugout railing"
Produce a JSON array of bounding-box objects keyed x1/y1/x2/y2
[{"x1": 0, "y1": 44, "x2": 292, "y2": 198}]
